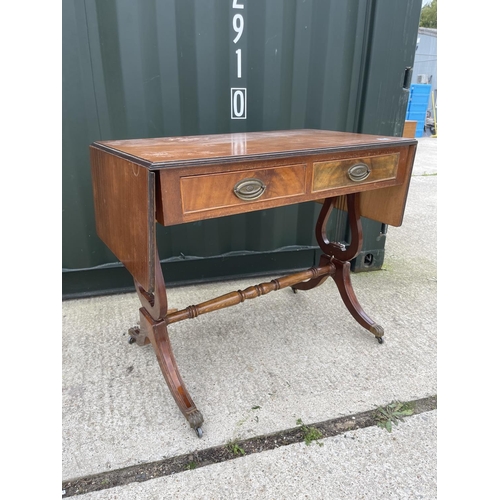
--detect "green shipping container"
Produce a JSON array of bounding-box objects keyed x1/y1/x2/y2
[{"x1": 62, "y1": 0, "x2": 422, "y2": 298}]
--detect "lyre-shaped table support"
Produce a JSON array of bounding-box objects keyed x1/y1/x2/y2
[
  {"x1": 293, "y1": 194, "x2": 384, "y2": 340},
  {"x1": 129, "y1": 193, "x2": 383, "y2": 437}
]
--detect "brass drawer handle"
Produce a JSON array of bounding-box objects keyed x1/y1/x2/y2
[
  {"x1": 347, "y1": 163, "x2": 371, "y2": 182},
  {"x1": 233, "y1": 178, "x2": 267, "y2": 201}
]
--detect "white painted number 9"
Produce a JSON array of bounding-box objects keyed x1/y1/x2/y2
[{"x1": 233, "y1": 14, "x2": 244, "y2": 44}]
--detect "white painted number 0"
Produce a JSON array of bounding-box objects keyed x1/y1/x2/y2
[{"x1": 233, "y1": 90, "x2": 245, "y2": 117}]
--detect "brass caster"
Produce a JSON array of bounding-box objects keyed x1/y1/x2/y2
[
  {"x1": 369, "y1": 325, "x2": 384, "y2": 345},
  {"x1": 187, "y1": 410, "x2": 204, "y2": 437}
]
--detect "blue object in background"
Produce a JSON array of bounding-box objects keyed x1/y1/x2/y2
[{"x1": 406, "y1": 84, "x2": 431, "y2": 137}]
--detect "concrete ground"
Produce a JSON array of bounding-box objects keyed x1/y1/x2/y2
[{"x1": 62, "y1": 137, "x2": 437, "y2": 498}]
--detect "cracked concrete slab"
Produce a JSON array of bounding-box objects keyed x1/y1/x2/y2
[{"x1": 75, "y1": 410, "x2": 437, "y2": 500}]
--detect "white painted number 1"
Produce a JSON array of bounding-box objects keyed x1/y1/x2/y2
[{"x1": 235, "y1": 48, "x2": 241, "y2": 78}]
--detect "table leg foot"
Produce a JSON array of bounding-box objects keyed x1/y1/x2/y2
[
  {"x1": 370, "y1": 323, "x2": 385, "y2": 343},
  {"x1": 139, "y1": 307, "x2": 205, "y2": 434},
  {"x1": 128, "y1": 325, "x2": 150, "y2": 346},
  {"x1": 187, "y1": 410, "x2": 204, "y2": 438},
  {"x1": 332, "y1": 258, "x2": 384, "y2": 342}
]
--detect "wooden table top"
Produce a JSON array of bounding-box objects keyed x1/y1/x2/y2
[{"x1": 93, "y1": 129, "x2": 416, "y2": 169}]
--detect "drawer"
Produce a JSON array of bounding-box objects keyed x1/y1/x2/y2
[
  {"x1": 180, "y1": 163, "x2": 307, "y2": 214},
  {"x1": 312, "y1": 153, "x2": 399, "y2": 193}
]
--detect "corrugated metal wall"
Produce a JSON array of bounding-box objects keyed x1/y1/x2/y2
[{"x1": 62, "y1": 0, "x2": 421, "y2": 298}]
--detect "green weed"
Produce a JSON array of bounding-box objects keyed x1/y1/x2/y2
[
  {"x1": 296, "y1": 418, "x2": 324, "y2": 446},
  {"x1": 227, "y1": 441, "x2": 245, "y2": 456},
  {"x1": 374, "y1": 401, "x2": 414, "y2": 432}
]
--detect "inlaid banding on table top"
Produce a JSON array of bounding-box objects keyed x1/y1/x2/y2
[
  {"x1": 312, "y1": 153, "x2": 400, "y2": 193},
  {"x1": 92, "y1": 129, "x2": 416, "y2": 168}
]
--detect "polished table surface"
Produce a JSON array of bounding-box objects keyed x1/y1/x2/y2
[
  {"x1": 90, "y1": 129, "x2": 417, "y2": 437},
  {"x1": 93, "y1": 129, "x2": 414, "y2": 167}
]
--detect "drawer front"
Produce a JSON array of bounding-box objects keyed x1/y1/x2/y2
[
  {"x1": 312, "y1": 153, "x2": 399, "y2": 193},
  {"x1": 180, "y1": 163, "x2": 307, "y2": 214}
]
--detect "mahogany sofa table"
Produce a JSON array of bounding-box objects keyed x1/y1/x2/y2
[{"x1": 90, "y1": 129, "x2": 417, "y2": 437}]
